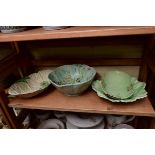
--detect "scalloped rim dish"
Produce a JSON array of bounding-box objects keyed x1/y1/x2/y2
[
  {"x1": 8, "y1": 69, "x2": 52, "y2": 97},
  {"x1": 92, "y1": 77, "x2": 147, "y2": 103}
]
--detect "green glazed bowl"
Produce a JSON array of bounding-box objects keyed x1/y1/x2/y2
[
  {"x1": 102, "y1": 71, "x2": 134, "y2": 99},
  {"x1": 48, "y1": 64, "x2": 96, "y2": 96},
  {"x1": 92, "y1": 77, "x2": 147, "y2": 103}
]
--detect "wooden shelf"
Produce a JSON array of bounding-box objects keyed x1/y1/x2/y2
[
  {"x1": 9, "y1": 89, "x2": 155, "y2": 117},
  {"x1": 0, "y1": 26, "x2": 155, "y2": 42},
  {"x1": 1, "y1": 27, "x2": 155, "y2": 128}
]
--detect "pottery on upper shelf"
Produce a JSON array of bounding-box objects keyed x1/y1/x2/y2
[
  {"x1": 48, "y1": 64, "x2": 96, "y2": 96},
  {"x1": 42, "y1": 26, "x2": 69, "y2": 31},
  {"x1": 92, "y1": 70, "x2": 147, "y2": 103},
  {"x1": 8, "y1": 69, "x2": 52, "y2": 98},
  {"x1": 0, "y1": 26, "x2": 26, "y2": 33},
  {"x1": 102, "y1": 71, "x2": 134, "y2": 99}
]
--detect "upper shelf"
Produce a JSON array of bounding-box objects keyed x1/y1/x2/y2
[
  {"x1": 0, "y1": 26, "x2": 155, "y2": 42},
  {"x1": 9, "y1": 89, "x2": 155, "y2": 117}
]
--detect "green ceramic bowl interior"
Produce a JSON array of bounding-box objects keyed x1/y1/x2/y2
[
  {"x1": 49, "y1": 64, "x2": 96, "y2": 86},
  {"x1": 48, "y1": 64, "x2": 96, "y2": 96},
  {"x1": 102, "y1": 71, "x2": 134, "y2": 99},
  {"x1": 92, "y1": 78, "x2": 147, "y2": 103}
]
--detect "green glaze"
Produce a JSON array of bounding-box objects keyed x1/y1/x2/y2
[
  {"x1": 16, "y1": 76, "x2": 30, "y2": 83},
  {"x1": 102, "y1": 71, "x2": 134, "y2": 99},
  {"x1": 48, "y1": 64, "x2": 96, "y2": 96},
  {"x1": 92, "y1": 77, "x2": 147, "y2": 103},
  {"x1": 8, "y1": 70, "x2": 52, "y2": 98}
]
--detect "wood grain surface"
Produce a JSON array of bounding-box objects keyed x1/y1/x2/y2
[
  {"x1": 9, "y1": 89, "x2": 155, "y2": 116},
  {"x1": 0, "y1": 26, "x2": 155, "y2": 42}
]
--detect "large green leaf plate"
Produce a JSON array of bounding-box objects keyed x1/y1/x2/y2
[{"x1": 92, "y1": 77, "x2": 147, "y2": 103}]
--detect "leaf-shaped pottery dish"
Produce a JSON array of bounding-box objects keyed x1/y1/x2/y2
[
  {"x1": 48, "y1": 64, "x2": 96, "y2": 96},
  {"x1": 101, "y1": 71, "x2": 134, "y2": 99},
  {"x1": 92, "y1": 77, "x2": 147, "y2": 103},
  {"x1": 8, "y1": 69, "x2": 52, "y2": 98}
]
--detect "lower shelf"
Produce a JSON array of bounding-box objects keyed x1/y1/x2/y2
[{"x1": 9, "y1": 88, "x2": 155, "y2": 117}]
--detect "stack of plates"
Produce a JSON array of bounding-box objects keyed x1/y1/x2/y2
[
  {"x1": 92, "y1": 71, "x2": 147, "y2": 103},
  {"x1": 34, "y1": 110, "x2": 51, "y2": 121},
  {"x1": 37, "y1": 119, "x2": 65, "y2": 129},
  {"x1": 113, "y1": 124, "x2": 134, "y2": 129},
  {"x1": 66, "y1": 113, "x2": 105, "y2": 129},
  {"x1": 53, "y1": 111, "x2": 66, "y2": 123},
  {"x1": 54, "y1": 111, "x2": 66, "y2": 119},
  {"x1": 0, "y1": 26, "x2": 26, "y2": 33}
]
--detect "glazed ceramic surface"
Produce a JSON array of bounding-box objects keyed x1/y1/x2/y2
[
  {"x1": 106, "y1": 115, "x2": 135, "y2": 128},
  {"x1": 114, "y1": 124, "x2": 134, "y2": 129},
  {"x1": 43, "y1": 26, "x2": 69, "y2": 30},
  {"x1": 37, "y1": 119, "x2": 65, "y2": 129},
  {"x1": 34, "y1": 110, "x2": 51, "y2": 121},
  {"x1": 66, "y1": 113, "x2": 104, "y2": 128},
  {"x1": 48, "y1": 64, "x2": 96, "y2": 96},
  {"x1": 102, "y1": 71, "x2": 134, "y2": 99},
  {"x1": 92, "y1": 77, "x2": 147, "y2": 103},
  {"x1": 66, "y1": 120, "x2": 105, "y2": 129},
  {"x1": 54, "y1": 111, "x2": 66, "y2": 119},
  {"x1": 0, "y1": 26, "x2": 26, "y2": 33},
  {"x1": 8, "y1": 69, "x2": 52, "y2": 98}
]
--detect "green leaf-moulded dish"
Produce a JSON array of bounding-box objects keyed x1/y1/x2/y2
[
  {"x1": 8, "y1": 69, "x2": 52, "y2": 98},
  {"x1": 92, "y1": 77, "x2": 147, "y2": 103}
]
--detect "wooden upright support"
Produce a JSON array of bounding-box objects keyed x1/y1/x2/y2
[{"x1": 0, "y1": 88, "x2": 22, "y2": 128}]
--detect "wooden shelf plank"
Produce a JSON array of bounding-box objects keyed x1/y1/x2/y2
[
  {"x1": 9, "y1": 89, "x2": 155, "y2": 116},
  {"x1": 0, "y1": 27, "x2": 155, "y2": 42}
]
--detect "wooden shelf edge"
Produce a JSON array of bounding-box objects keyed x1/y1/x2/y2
[
  {"x1": 8, "y1": 104, "x2": 155, "y2": 117},
  {"x1": 8, "y1": 89, "x2": 155, "y2": 117},
  {"x1": 0, "y1": 27, "x2": 155, "y2": 42}
]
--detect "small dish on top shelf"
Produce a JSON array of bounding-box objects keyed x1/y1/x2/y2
[
  {"x1": 0, "y1": 26, "x2": 26, "y2": 33},
  {"x1": 92, "y1": 71, "x2": 147, "y2": 103},
  {"x1": 48, "y1": 64, "x2": 96, "y2": 96},
  {"x1": 42, "y1": 26, "x2": 69, "y2": 31},
  {"x1": 8, "y1": 69, "x2": 52, "y2": 98}
]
